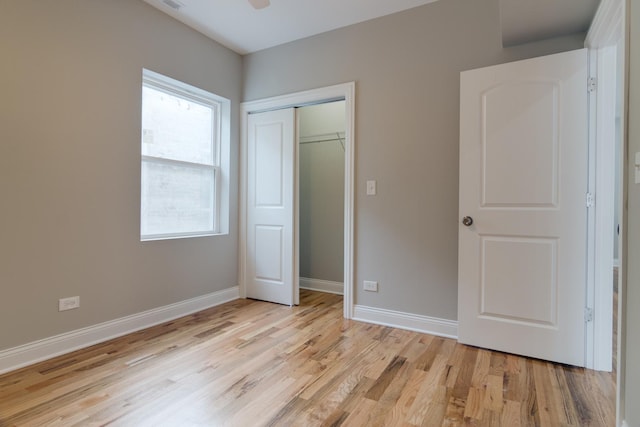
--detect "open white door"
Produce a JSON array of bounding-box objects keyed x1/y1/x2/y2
[
  {"x1": 458, "y1": 49, "x2": 588, "y2": 367},
  {"x1": 246, "y1": 108, "x2": 295, "y2": 306}
]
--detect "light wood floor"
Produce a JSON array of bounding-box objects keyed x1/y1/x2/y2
[{"x1": 0, "y1": 291, "x2": 616, "y2": 426}]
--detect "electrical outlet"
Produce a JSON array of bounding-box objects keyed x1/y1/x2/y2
[
  {"x1": 59, "y1": 296, "x2": 80, "y2": 312},
  {"x1": 363, "y1": 281, "x2": 378, "y2": 292}
]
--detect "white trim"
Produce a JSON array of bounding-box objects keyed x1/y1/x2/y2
[
  {"x1": 140, "y1": 68, "x2": 231, "y2": 239},
  {"x1": 299, "y1": 277, "x2": 344, "y2": 295},
  {"x1": 241, "y1": 84, "x2": 350, "y2": 114},
  {"x1": 585, "y1": 49, "x2": 598, "y2": 370},
  {"x1": 240, "y1": 82, "x2": 356, "y2": 319},
  {"x1": 614, "y1": 258, "x2": 620, "y2": 267},
  {"x1": 586, "y1": 5, "x2": 626, "y2": 427},
  {"x1": 353, "y1": 305, "x2": 458, "y2": 339},
  {"x1": 594, "y1": 46, "x2": 617, "y2": 372},
  {"x1": 585, "y1": 0, "x2": 623, "y2": 373},
  {"x1": 585, "y1": 46, "x2": 617, "y2": 372},
  {"x1": 294, "y1": 112, "x2": 301, "y2": 306},
  {"x1": 0, "y1": 286, "x2": 239, "y2": 375},
  {"x1": 585, "y1": 0, "x2": 624, "y2": 48}
]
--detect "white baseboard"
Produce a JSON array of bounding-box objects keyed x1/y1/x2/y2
[
  {"x1": 299, "y1": 277, "x2": 343, "y2": 295},
  {"x1": 353, "y1": 305, "x2": 458, "y2": 339},
  {"x1": 0, "y1": 286, "x2": 239, "y2": 375}
]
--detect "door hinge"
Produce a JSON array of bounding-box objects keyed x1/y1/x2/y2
[
  {"x1": 585, "y1": 307, "x2": 594, "y2": 323},
  {"x1": 586, "y1": 192, "x2": 594, "y2": 208},
  {"x1": 588, "y1": 77, "x2": 597, "y2": 93}
]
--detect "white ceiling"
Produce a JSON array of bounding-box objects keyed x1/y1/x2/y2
[
  {"x1": 143, "y1": 0, "x2": 600, "y2": 55},
  {"x1": 143, "y1": 0, "x2": 438, "y2": 54}
]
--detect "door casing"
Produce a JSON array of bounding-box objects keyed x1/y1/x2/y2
[
  {"x1": 240, "y1": 82, "x2": 356, "y2": 318},
  {"x1": 584, "y1": 1, "x2": 626, "y2": 425}
]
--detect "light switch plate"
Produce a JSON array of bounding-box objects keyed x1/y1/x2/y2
[
  {"x1": 366, "y1": 180, "x2": 377, "y2": 195},
  {"x1": 635, "y1": 152, "x2": 640, "y2": 184}
]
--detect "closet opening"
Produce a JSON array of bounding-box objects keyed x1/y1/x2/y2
[
  {"x1": 240, "y1": 82, "x2": 355, "y2": 317},
  {"x1": 297, "y1": 101, "x2": 346, "y2": 298}
]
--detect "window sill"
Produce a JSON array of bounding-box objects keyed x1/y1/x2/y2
[{"x1": 141, "y1": 231, "x2": 228, "y2": 242}]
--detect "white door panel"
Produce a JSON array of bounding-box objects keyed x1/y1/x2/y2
[
  {"x1": 247, "y1": 109, "x2": 295, "y2": 306},
  {"x1": 458, "y1": 49, "x2": 588, "y2": 366},
  {"x1": 482, "y1": 81, "x2": 560, "y2": 206}
]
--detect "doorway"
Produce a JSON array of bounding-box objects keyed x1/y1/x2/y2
[{"x1": 239, "y1": 83, "x2": 356, "y2": 318}]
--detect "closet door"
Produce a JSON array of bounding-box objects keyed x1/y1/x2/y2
[{"x1": 246, "y1": 108, "x2": 295, "y2": 306}]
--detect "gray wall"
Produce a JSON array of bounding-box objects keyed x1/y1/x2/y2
[
  {"x1": 0, "y1": 0, "x2": 242, "y2": 351},
  {"x1": 624, "y1": 0, "x2": 639, "y2": 424},
  {"x1": 243, "y1": 0, "x2": 586, "y2": 320},
  {"x1": 298, "y1": 102, "x2": 345, "y2": 283}
]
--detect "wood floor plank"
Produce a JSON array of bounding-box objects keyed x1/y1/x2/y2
[
  {"x1": 380, "y1": 368, "x2": 429, "y2": 426},
  {"x1": 324, "y1": 376, "x2": 376, "y2": 425},
  {"x1": 365, "y1": 355, "x2": 407, "y2": 401},
  {"x1": 452, "y1": 345, "x2": 479, "y2": 401},
  {"x1": 417, "y1": 385, "x2": 450, "y2": 427},
  {"x1": 406, "y1": 354, "x2": 449, "y2": 424},
  {"x1": 483, "y1": 374, "x2": 504, "y2": 412},
  {"x1": 501, "y1": 400, "x2": 522, "y2": 427},
  {"x1": 463, "y1": 386, "x2": 485, "y2": 421},
  {"x1": 442, "y1": 396, "x2": 466, "y2": 427},
  {"x1": 0, "y1": 290, "x2": 616, "y2": 427},
  {"x1": 532, "y1": 359, "x2": 568, "y2": 427},
  {"x1": 338, "y1": 397, "x2": 377, "y2": 426}
]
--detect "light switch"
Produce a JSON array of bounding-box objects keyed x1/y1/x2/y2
[
  {"x1": 366, "y1": 180, "x2": 377, "y2": 195},
  {"x1": 636, "y1": 152, "x2": 640, "y2": 184}
]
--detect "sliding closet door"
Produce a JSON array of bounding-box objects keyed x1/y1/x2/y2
[{"x1": 246, "y1": 108, "x2": 295, "y2": 306}]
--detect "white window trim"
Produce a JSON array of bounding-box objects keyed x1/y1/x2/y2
[{"x1": 141, "y1": 69, "x2": 230, "y2": 241}]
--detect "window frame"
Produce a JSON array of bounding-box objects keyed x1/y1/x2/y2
[{"x1": 140, "y1": 69, "x2": 230, "y2": 241}]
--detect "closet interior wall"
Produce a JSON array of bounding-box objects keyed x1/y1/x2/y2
[{"x1": 298, "y1": 101, "x2": 346, "y2": 291}]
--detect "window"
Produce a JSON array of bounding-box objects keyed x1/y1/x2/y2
[{"x1": 141, "y1": 69, "x2": 230, "y2": 240}]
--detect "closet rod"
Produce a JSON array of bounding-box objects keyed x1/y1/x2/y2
[
  {"x1": 299, "y1": 137, "x2": 343, "y2": 144},
  {"x1": 299, "y1": 132, "x2": 345, "y2": 151}
]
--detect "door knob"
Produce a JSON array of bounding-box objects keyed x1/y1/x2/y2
[{"x1": 462, "y1": 216, "x2": 473, "y2": 226}]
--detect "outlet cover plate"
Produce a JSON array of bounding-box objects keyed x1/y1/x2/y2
[
  {"x1": 363, "y1": 281, "x2": 378, "y2": 292},
  {"x1": 59, "y1": 296, "x2": 80, "y2": 312}
]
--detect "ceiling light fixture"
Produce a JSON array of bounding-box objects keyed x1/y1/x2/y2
[{"x1": 248, "y1": 0, "x2": 271, "y2": 10}]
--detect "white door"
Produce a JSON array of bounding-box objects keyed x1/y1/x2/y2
[
  {"x1": 246, "y1": 108, "x2": 295, "y2": 306},
  {"x1": 458, "y1": 49, "x2": 588, "y2": 367}
]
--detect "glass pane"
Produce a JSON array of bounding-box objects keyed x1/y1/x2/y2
[
  {"x1": 142, "y1": 85, "x2": 215, "y2": 165},
  {"x1": 141, "y1": 160, "x2": 215, "y2": 237}
]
